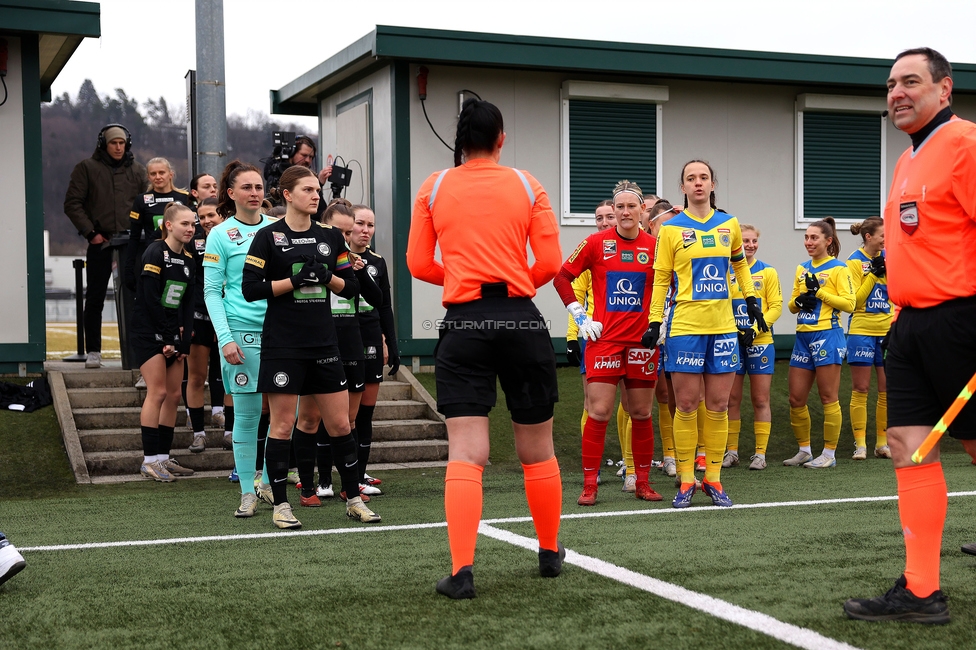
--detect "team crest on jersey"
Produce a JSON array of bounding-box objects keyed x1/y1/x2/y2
[
  {"x1": 235, "y1": 373, "x2": 248, "y2": 387},
  {"x1": 603, "y1": 240, "x2": 617, "y2": 256},
  {"x1": 367, "y1": 264, "x2": 378, "y2": 277},
  {"x1": 720, "y1": 233, "x2": 731, "y2": 247},
  {"x1": 273, "y1": 232, "x2": 289, "y2": 246},
  {"x1": 681, "y1": 230, "x2": 697, "y2": 248},
  {"x1": 318, "y1": 243, "x2": 331, "y2": 256},
  {"x1": 183, "y1": 267, "x2": 190, "y2": 277},
  {"x1": 227, "y1": 228, "x2": 242, "y2": 242},
  {"x1": 273, "y1": 372, "x2": 289, "y2": 387},
  {"x1": 754, "y1": 280, "x2": 762, "y2": 290},
  {"x1": 637, "y1": 251, "x2": 650, "y2": 264}
]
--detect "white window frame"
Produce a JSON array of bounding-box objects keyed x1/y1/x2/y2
[
  {"x1": 560, "y1": 81, "x2": 668, "y2": 227},
  {"x1": 794, "y1": 93, "x2": 887, "y2": 229}
]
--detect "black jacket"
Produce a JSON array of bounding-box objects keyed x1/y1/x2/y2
[{"x1": 64, "y1": 147, "x2": 147, "y2": 240}]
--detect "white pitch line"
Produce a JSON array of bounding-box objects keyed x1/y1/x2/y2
[
  {"x1": 480, "y1": 523, "x2": 861, "y2": 650},
  {"x1": 19, "y1": 490, "x2": 976, "y2": 553}
]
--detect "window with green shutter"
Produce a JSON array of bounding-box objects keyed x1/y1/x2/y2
[
  {"x1": 796, "y1": 106, "x2": 885, "y2": 225},
  {"x1": 560, "y1": 82, "x2": 667, "y2": 226},
  {"x1": 568, "y1": 100, "x2": 657, "y2": 214}
]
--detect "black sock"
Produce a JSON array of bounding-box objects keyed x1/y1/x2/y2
[
  {"x1": 157, "y1": 424, "x2": 175, "y2": 455},
  {"x1": 224, "y1": 405, "x2": 235, "y2": 432},
  {"x1": 208, "y1": 346, "x2": 224, "y2": 405},
  {"x1": 265, "y1": 437, "x2": 291, "y2": 505},
  {"x1": 294, "y1": 425, "x2": 317, "y2": 497},
  {"x1": 316, "y1": 422, "x2": 333, "y2": 486},
  {"x1": 256, "y1": 412, "x2": 270, "y2": 472},
  {"x1": 356, "y1": 405, "x2": 375, "y2": 483},
  {"x1": 289, "y1": 435, "x2": 298, "y2": 471},
  {"x1": 141, "y1": 425, "x2": 159, "y2": 458},
  {"x1": 188, "y1": 407, "x2": 205, "y2": 433},
  {"x1": 332, "y1": 433, "x2": 359, "y2": 499}
]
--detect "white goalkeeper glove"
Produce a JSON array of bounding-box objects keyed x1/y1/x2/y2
[{"x1": 567, "y1": 302, "x2": 603, "y2": 342}]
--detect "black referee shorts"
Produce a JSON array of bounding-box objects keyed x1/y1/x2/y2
[
  {"x1": 434, "y1": 297, "x2": 558, "y2": 425},
  {"x1": 886, "y1": 295, "x2": 976, "y2": 439}
]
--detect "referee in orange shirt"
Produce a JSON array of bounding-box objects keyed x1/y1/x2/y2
[
  {"x1": 407, "y1": 99, "x2": 565, "y2": 599},
  {"x1": 844, "y1": 47, "x2": 976, "y2": 625}
]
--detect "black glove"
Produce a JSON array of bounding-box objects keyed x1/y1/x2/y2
[
  {"x1": 641, "y1": 322, "x2": 661, "y2": 349},
  {"x1": 290, "y1": 260, "x2": 331, "y2": 288},
  {"x1": 387, "y1": 351, "x2": 400, "y2": 377},
  {"x1": 737, "y1": 328, "x2": 756, "y2": 349},
  {"x1": 870, "y1": 254, "x2": 886, "y2": 278},
  {"x1": 566, "y1": 339, "x2": 582, "y2": 367},
  {"x1": 744, "y1": 296, "x2": 769, "y2": 333},
  {"x1": 804, "y1": 272, "x2": 820, "y2": 293},
  {"x1": 794, "y1": 292, "x2": 817, "y2": 312}
]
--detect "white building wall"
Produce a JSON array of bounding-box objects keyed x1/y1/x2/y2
[
  {"x1": 400, "y1": 65, "x2": 976, "y2": 342},
  {"x1": 0, "y1": 37, "x2": 30, "y2": 344}
]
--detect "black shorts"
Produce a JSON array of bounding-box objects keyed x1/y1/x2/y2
[
  {"x1": 343, "y1": 359, "x2": 367, "y2": 393},
  {"x1": 190, "y1": 317, "x2": 216, "y2": 347},
  {"x1": 886, "y1": 295, "x2": 976, "y2": 439},
  {"x1": 434, "y1": 297, "x2": 558, "y2": 424},
  {"x1": 363, "y1": 337, "x2": 384, "y2": 384},
  {"x1": 258, "y1": 353, "x2": 346, "y2": 395},
  {"x1": 131, "y1": 333, "x2": 180, "y2": 369}
]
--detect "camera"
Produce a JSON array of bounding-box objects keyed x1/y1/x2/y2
[{"x1": 262, "y1": 131, "x2": 296, "y2": 204}]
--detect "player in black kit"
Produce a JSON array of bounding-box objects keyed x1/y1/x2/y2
[
  {"x1": 241, "y1": 165, "x2": 380, "y2": 528},
  {"x1": 132, "y1": 203, "x2": 196, "y2": 482}
]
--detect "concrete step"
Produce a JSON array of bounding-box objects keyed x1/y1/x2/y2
[
  {"x1": 372, "y1": 400, "x2": 428, "y2": 421},
  {"x1": 73, "y1": 406, "x2": 209, "y2": 430},
  {"x1": 68, "y1": 386, "x2": 214, "y2": 409},
  {"x1": 368, "y1": 439, "x2": 449, "y2": 464},
  {"x1": 61, "y1": 369, "x2": 139, "y2": 389},
  {"x1": 86, "y1": 449, "x2": 235, "y2": 476},
  {"x1": 376, "y1": 381, "x2": 412, "y2": 401},
  {"x1": 77, "y1": 427, "x2": 228, "y2": 453},
  {"x1": 371, "y1": 419, "x2": 446, "y2": 442}
]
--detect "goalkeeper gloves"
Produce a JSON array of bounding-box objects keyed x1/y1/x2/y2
[{"x1": 567, "y1": 302, "x2": 603, "y2": 342}]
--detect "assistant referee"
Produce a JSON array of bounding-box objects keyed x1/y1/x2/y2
[
  {"x1": 845, "y1": 47, "x2": 976, "y2": 625},
  {"x1": 406, "y1": 98, "x2": 564, "y2": 599}
]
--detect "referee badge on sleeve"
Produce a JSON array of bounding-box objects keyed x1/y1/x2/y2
[{"x1": 899, "y1": 201, "x2": 918, "y2": 235}]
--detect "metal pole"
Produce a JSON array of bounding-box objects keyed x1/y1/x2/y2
[
  {"x1": 195, "y1": 0, "x2": 227, "y2": 179},
  {"x1": 63, "y1": 258, "x2": 86, "y2": 362}
]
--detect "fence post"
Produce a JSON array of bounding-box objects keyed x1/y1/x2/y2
[{"x1": 63, "y1": 258, "x2": 86, "y2": 362}]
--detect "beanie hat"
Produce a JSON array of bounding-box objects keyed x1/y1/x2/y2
[{"x1": 103, "y1": 126, "x2": 127, "y2": 145}]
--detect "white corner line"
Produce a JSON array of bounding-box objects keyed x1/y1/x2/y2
[{"x1": 479, "y1": 523, "x2": 862, "y2": 650}]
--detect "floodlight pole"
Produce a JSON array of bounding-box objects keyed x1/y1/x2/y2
[{"x1": 194, "y1": 0, "x2": 227, "y2": 179}]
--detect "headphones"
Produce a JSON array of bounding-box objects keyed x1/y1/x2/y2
[{"x1": 97, "y1": 123, "x2": 132, "y2": 152}]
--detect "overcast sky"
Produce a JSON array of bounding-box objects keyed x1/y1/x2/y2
[{"x1": 52, "y1": 0, "x2": 976, "y2": 132}]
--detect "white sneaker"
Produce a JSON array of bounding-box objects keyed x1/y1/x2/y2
[
  {"x1": 85, "y1": 351, "x2": 102, "y2": 369},
  {"x1": 0, "y1": 534, "x2": 26, "y2": 587},
  {"x1": 852, "y1": 446, "x2": 867, "y2": 460},
  {"x1": 875, "y1": 445, "x2": 892, "y2": 459},
  {"x1": 359, "y1": 483, "x2": 382, "y2": 496},
  {"x1": 615, "y1": 462, "x2": 625, "y2": 478},
  {"x1": 783, "y1": 450, "x2": 813, "y2": 466},
  {"x1": 803, "y1": 454, "x2": 837, "y2": 469},
  {"x1": 316, "y1": 483, "x2": 334, "y2": 498},
  {"x1": 722, "y1": 451, "x2": 740, "y2": 468},
  {"x1": 662, "y1": 457, "x2": 677, "y2": 477},
  {"x1": 134, "y1": 374, "x2": 146, "y2": 389},
  {"x1": 622, "y1": 474, "x2": 637, "y2": 493},
  {"x1": 749, "y1": 454, "x2": 767, "y2": 471}
]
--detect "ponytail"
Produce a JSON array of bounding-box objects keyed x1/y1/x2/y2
[
  {"x1": 217, "y1": 160, "x2": 261, "y2": 218},
  {"x1": 453, "y1": 98, "x2": 504, "y2": 167},
  {"x1": 812, "y1": 216, "x2": 840, "y2": 258}
]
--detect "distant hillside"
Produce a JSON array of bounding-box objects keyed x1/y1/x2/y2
[{"x1": 43, "y1": 80, "x2": 312, "y2": 255}]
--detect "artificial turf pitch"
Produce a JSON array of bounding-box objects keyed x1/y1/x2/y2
[{"x1": 1, "y1": 365, "x2": 975, "y2": 649}]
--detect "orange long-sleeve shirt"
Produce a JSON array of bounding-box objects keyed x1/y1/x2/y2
[{"x1": 406, "y1": 158, "x2": 562, "y2": 306}]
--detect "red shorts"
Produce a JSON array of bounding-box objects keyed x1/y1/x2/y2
[{"x1": 585, "y1": 339, "x2": 658, "y2": 387}]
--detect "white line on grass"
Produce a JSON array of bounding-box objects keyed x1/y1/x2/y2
[
  {"x1": 479, "y1": 523, "x2": 861, "y2": 650},
  {"x1": 19, "y1": 490, "x2": 976, "y2": 553}
]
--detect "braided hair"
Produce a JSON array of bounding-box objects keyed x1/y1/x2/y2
[
  {"x1": 679, "y1": 159, "x2": 720, "y2": 211},
  {"x1": 453, "y1": 99, "x2": 504, "y2": 167}
]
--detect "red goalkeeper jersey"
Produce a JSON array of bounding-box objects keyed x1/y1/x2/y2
[{"x1": 561, "y1": 228, "x2": 656, "y2": 345}]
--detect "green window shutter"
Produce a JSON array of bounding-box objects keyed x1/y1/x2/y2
[
  {"x1": 803, "y1": 112, "x2": 881, "y2": 221},
  {"x1": 569, "y1": 100, "x2": 656, "y2": 213}
]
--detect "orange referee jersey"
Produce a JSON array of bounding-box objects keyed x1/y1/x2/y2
[
  {"x1": 884, "y1": 117, "x2": 976, "y2": 309},
  {"x1": 406, "y1": 158, "x2": 562, "y2": 306}
]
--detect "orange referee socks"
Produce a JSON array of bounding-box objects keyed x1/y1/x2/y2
[
  {"x1": 445, "y1": 460, "x2": 484, "y2": 575},
  {"x1": 898, "y1": 462, "x2": 947, "y2": 598},
  {"x1": 523, "y1": 456, "x2": 562, "y2": 553}
]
